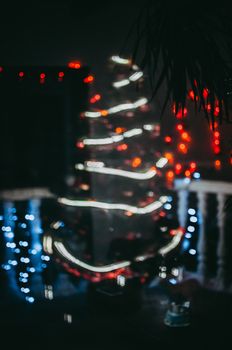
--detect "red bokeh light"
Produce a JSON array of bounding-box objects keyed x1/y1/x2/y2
[
  {"x1": 215, "y1": 159, "x2": 221, "y2": 170},
  {"x1": 164, "y1": 136, "x2": 172, "y2": 144},
  {"x1": 166, "y1": 170, "x2": 174, "y2": 180},
  {"x1": 203, "y1": 88, "x2": 209, "y2": 99},
  {"x1": 19, "y1": 71, "x2": 24, "y2": 78},
  {"x1": 131, "y1": 157, "x2": 142, "y2": 168},
  {"x1": 214, "y1": 106, "x2": 220, "y2": 117},
  {"x1": 213, "y1": 146, "x2": 221, "y2": 154},
  {"x1": 175, "y1": 163, "x2": 182, "y2": 175},
  {"x1": 188, "y1": 90, "x2": 195, "y2": 101},
  {"x1": 175, "y1": 107, "x2": 188, "y2": 119},
  {"x1": 101, "y1": 110, "x2": 108, "y2": 117},
  {"x1": 84, "y1": 75, "x2": 94, "y2": 83},
  {"x1": 181, "y1": 132, "x2": 191, "y2": 142},
  {"x1": 117, "y1": 144, "x2": 128, "y2": 151},
  {"x1": 176, "y1": 124, "x2": 184, "y2": 132},
  {"x1": 178, "y1": 143, "x2": 188, "y2": 154},
  {"x1": 115, "y1": 127, "x2": 125, "y2": 134},
  {"x1": 68, "y1": 61, "x2": 81, "y2": 69},
  {"x1": 76, "y1": 141, "x2": 85, "y2": 149},
  {"x1": 40, "y1": 73, "x2": 46, "y2": 79},
  {"x1": 90, "y1": 94, "x2": 101, "y2": 104},
  {"x1": 58, "y1": 71, "x2": 65, "y2": 78},
  {"x1": 190, "y1": 162, "x2": 197, "y2": 170}
]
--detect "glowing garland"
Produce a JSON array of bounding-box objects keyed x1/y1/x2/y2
[
  {"x1": 84, "y1": 97, "x2": 148, "y2": 118},
  {"x1": 111, "y1": 55, "x2": 144, "y2": 88},
  {"x1": 76, "y1": 163, "x2": 157, "y2": 180},
  {"x1": 54, "y1": 242, "x2": 131, "y2": 273},
  {"x1": 82, "y1": 128, "x2": 143, "y2": 146},
  {"x1": 58, "y1": 196, "x2": 168, "y2": 215},
  {"x1": 111, "y1": 56, "x2": 131, "y2": 65},
  {"x1": 81, "y1": 123, "x2": 160, "y2": 146},
  {"x1": 112, "y1": 71, "x2": 144, "y2": 89},
  {"x1": 75, "y1": 157, "x2": 168, "y2": 180},
  {"x1": 43, "y1": 229, "x2": 184, "y2": 276}
]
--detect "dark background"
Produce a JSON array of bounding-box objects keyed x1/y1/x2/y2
[{"x1": 0, "y1": 0, "x2": 231, "y2": 188}]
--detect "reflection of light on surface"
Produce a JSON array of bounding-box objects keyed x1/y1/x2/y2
[
  {"x1": 169, "y1": 278, "x2": 177, "y2": 285},
  {"x1": 58, "y1": 196, "x2": 168, "y2": 215},
  {"x1": 171, "y1": 268, "x2": 180, "y2": 277},
  {"x1": 43, "y1": 235, "x2": 53, "y2": 254},
  {"x1": 45, "y1": 285, "x2": 54, "y2": 300},
  {"x1": 159, "y1": 272, "x2": 167, "y2": 279},
  {"x1": 64, "y1": 314, "x2": 73, "y2": 324},
  {"x1": 117, "y1": 275, "x2": 126, "y2": 287}
]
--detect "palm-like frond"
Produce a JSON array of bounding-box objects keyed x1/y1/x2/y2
[{"x1": 131, "y1": 0, "x2": 232, "y2": 125}]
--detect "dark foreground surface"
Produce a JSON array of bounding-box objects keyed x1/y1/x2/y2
[
  {"x1": 1, "y1": 278, "x2": 232, "y2": 350},
  {"x1": 0, "y1": 197, "x2": 231, "y2": 349}
]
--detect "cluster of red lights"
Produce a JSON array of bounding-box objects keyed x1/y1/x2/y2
[
  {"x1": 68, "y1": 61, "x2": 81, "y2": 69},
  {"x1": 174, "y1": 161, "x2": 197, "y2": 178},
  {"x1": 212, "y1": 125, "x2": 222, "y2": 170},
  {"x1": 0, "y1": 61, "x2": 84, "y2": 84},
  {"x1": 172, "y1": 104, "x2": 188, "y2": 119},
  {"x1": 165, "y1": 101, "x2": 197, "y2": 181},
  {"x1": 165, "y1": 86, "x2": 232, "y2": 178},
  {"x1": 0, "y1": 67, "x2": 66, "y2": 83},
  {"x1": 60, "y1": 260, "x2": 133, "y2": 284}
]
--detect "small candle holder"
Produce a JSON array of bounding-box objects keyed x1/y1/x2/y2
[{"x1": 164, "y1": 301, "x2": 190, "y2": 327}]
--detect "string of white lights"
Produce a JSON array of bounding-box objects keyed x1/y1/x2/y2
[
  {"x1": 113, "y1": 71, "x2": 144, "y2": 89},
  {"x1": 44, "y1": 229, "x2": 183, "y2": 275},
  {"x1": 111, "y1": 56, "x2": 131, "y2": 65},
  {"x1": 76, "y1": 163, "x2": 157, "y2": 180},
  {"x1": 111, "y1": 55, "x2": 144, "y2": 88},
  {"x1": 75, "y1": 158, "x2": 168, "y2": 180},
  {"x1": 58, "y1": 196, "x2": 168, "y2": 215},
  {"x1": 158, "y1": 232, "x2": 183, "y2": 256},
  {"x1": 54, "y1": 241, "x2": 131, "y2": 273},
  {"x1": 82, "y1": 128, "x2": 143, "y2": 146},
  {"x1": 84, "y1": 97, "x2": 148, "y2": 118}
]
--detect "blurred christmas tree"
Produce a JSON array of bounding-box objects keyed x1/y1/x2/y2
[{"x1": 49, "y1": 56, "x2": 183, "y2": 284}]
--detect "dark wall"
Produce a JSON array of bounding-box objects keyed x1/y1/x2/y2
[{"x1": 0, "y1": 66, "x2": 89, "y2": 191}]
